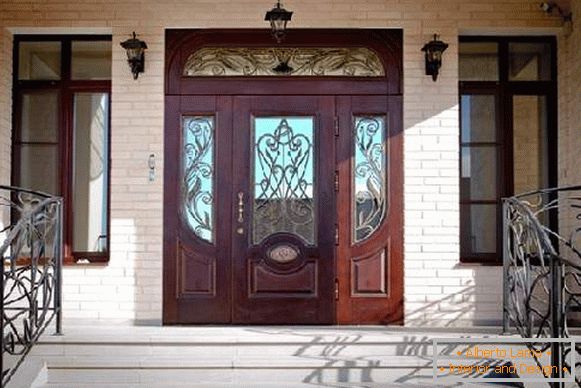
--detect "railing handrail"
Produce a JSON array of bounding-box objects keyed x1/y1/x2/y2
[
  {"x1": 0, "y1": 196, "x2": 63, "y2": 261},
  {"x1": 0, "y1": 185, "x2": 53, "y2": 200},
  {"x1": 503, "y1": 184, "x2": 581, "y2": 387},
  {"x1": 508, "y1": 184, "x2": 581, "y2": 200},
  {"x1": 0, "y1": 186, "x2": 63, "y2": 387}
]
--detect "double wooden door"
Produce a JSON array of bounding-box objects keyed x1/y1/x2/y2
[
  {"x1": 164, "y1": 94, "x2": 402, "y2": 324},
  {"x1": 164, "y1": 95, "x2": 335, "y2": 324}
]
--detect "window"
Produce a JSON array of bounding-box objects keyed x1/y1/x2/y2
[
  {"x1": 459, "y1": 37, "x2": 557, "y2": 264},
  {"x1": 13, "y1": 36, "x2": 112, "y2": 264}
]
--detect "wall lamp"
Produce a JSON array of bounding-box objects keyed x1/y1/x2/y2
[
  {"x1": 265, "y1": 1, "x2": 293, "y2": 43},
  {"x1": 120, "y1": 32, "x2": 148, "y2": 80},
  {"x1": 540, "y1": 2, "x2": 573, "y2": 35},
  {"x1": 421, "y1": 34, "x2": 448, "y2": 82},
  {"x1": 540, "y1": 2, "x2": 572, "y2": 22}
]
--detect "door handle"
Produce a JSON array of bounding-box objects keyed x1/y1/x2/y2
[{"x1": 237, "y1": 192, "x2": 244, "y2": 223}]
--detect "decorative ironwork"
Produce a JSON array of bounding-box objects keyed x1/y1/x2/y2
[
  {"x1": 183, "y1": 47, "x2": 385, "y2": 77},
  {"x1": 0, "y1": 186, "x2": 63, "y2": 386},
  {"x1": 253, "y1": 117, "x2": 315, "y2": 244},
  {"x1": 503, "y1": 185, "x2": 581, "y2": 386},
  {"x1": 182, "y1": 116, "x2": 215, "y2": 243},
  {"x1": 353, "y1": 116, "x2": 387, "y2": 243}
]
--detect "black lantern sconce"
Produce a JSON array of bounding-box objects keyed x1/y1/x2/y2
[
  {"x1": 421, "y1": 34, "x2": 448, "y2": 82},
  {"x1": 265, "y1": 1, "x2": 293, "y2": 43},
  {"x1": 120, "y1": 32, "x2": 148, "y2": 80},
  {"x1": 540, "y1": 2, "x2": 573, "y2": 35},
  {"x1": 540, "y1": 2, "x2": 572, "y2": 22}
]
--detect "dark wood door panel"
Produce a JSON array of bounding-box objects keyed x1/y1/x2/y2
[
  {"x1": 336, "y1": 95, "x2": 403, "y2": 324},
  {"x1": 163, "y1": 95, "x2": 233, "y2": 324},
  {"x1": 231, "y1": 96, "x2": 336, "y2": 324}
]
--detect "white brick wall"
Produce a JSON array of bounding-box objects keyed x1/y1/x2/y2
[
  {"x1": 557, "y1": 0, "x2": 580, "y2": 265},
  {"x1": 0, "y1": 0, "x2": 573, "y2": 326},
  {"x1": 0, "y1": 28, "x2": 12, "y2": 186}
]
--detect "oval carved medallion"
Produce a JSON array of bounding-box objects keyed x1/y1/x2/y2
[{"x1": 267, "y1": 244, "x2": 299, "y2": 264}]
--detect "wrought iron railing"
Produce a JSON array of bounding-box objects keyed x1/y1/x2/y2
[
  {"x1": 503, "y1": 185, "x2": 581, "y2": 387},
  {"x1": 0, "y1": 186, "x2": 63, "y2": 387}
]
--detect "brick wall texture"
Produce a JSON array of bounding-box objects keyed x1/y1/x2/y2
[{"x1": 0, "y1": 0, "x2": 576, "y2": 326}]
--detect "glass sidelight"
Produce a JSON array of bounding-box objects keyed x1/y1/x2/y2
[
  {"x1": 72, "y1": 93, "x2": 109, "y2": 253},
  {"x1": 252, "y1": 117, "x2": 315, "y2": 244},
  {"x1": 353, "y1": 116, "x2": 387, "y2": 243},
  {"x1": 181, "y1": 116, "x2": 215, "y2": 243}
]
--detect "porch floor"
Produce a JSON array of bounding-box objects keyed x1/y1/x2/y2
[{"x1": 10, "y1": 322, "x2": 522, "y2": 387}]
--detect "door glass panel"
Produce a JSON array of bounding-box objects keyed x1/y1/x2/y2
[
  {"x1": 461, "y1": 146, "x2": 498, "y2": 201},
  {"x1": 513, "y1": 95, "x2": 548, "y2": 194},
  {"x1": 353, "y1": 116, "x2": 387, "y2": 243},
  {"x1": 184, "y1": 48, "x2": 385, "y2": 77},
  {"x1": 72, "y1": 93, "x2": 109, "y2": 252},
  {"x1": 460, "y1": 95, "x2": 496, "y2": 143},
  {"x1": 509, "y1": 42, "x2": 552, "y2": 81},
  {"x1": 253, "y1": 117, "x2": 315, "y2": 244},
  {"x1": 20, "y1": 92, "x2": 59, "y2": 143},
  {"x1": 459, "y1": 42, "x2": 499, "y2": 81},
  {"x1": 182, "y1": 116, "x2": 215, "y2": 243},
  {"x1": 17, "y1": 145, "x2": 59, "y2": 195},
  {"x1": 18, "y1": 41, "x2": 61, "y2": 80},
  {"x1": 71, "y1": 41, "x2": 112, "y2": 80}
]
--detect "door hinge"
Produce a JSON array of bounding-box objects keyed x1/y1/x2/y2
[
  {"x1": 335, "y1": 279, "x2": 339, "y2": 300},
  {"x1": 334, "y1": 116, "x2": 339, "y2": 137},
  {"x1": 334, "y1": 170, "x2": 339, "y2": 192},
  {"x1": 334, "y1": 224, "x2": 339, "y2": 245}
]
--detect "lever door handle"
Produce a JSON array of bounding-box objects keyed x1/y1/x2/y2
[{"x1": 237, "y1": 192, "x2": 244, "y2": 223}]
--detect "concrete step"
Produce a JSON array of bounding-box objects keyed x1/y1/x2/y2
[
  {"x1": 5, "y1": 324, "x2": 521, "y2": 388},
  {"x1": 40, "y1": 366, "x2": 514, "y2": 387}
]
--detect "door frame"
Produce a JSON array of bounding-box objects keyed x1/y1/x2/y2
[{"x1": 163, "y1": 29, "x2": 403, "y2": 325}]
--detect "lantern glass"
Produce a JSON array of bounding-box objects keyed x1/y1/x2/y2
[
  {"x1": 126, "y1": 47, "x2": 143, "y2": 60},
  {"x1": 273, "y1": 19, "x2": 287, "y2": 32}
]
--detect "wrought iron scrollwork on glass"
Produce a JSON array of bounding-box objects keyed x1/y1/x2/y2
[
  {"x1": 353, "y1": 116, "x2": 387, "y2": 243},
  {"x1": 253, "y1": 117, "x2": 315, "y2": 244},
  {"x1": 183, "y1": 47, "x2": 385, "y2": 77},
  {"x1": 182, "y1": 116, "x2": 214, "y2": 243}
]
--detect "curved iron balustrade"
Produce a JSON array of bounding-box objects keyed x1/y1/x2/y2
[
  {"x1": 0, "y1": 186, "x2": 63, "y2": 386},
  {"x1": 503, "y1": 185, "x2": 581, "y2": 386}
]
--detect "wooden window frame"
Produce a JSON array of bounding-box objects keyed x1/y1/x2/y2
[
  {"x1": 459, "y1": 36, "x2": 558, "y2": 265},
  {"x1": 12, "y1": 35, "x2": 112, "y2": 265}
]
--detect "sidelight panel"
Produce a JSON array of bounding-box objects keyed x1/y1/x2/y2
[
  {"x1": 182, "y1": 116, "x2": 215, "y2": 243},
  {"x1": 353, "y1": 116, "x2": 387, "y2": 243}
]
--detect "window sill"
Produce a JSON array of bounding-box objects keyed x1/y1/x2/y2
[{"x1": 458, "y1": 258, "x2": 503, "y2": 267}]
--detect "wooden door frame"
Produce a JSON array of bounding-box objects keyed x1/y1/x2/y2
[{"x1": 163, "y1": 29, "x2": 403, "y2": 325}]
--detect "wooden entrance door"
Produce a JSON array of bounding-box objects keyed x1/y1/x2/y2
[
  {"x1": 231, "y1": 96, "x2": 336, "y2": 324},
  {"x1": 163, "y1": 95, "x2": 336, "y2": 324},
  {"x1": 163, "y1": 29, "x2": 404, "y2": 325}
]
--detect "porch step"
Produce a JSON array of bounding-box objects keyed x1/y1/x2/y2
[{"x1": 7, "y1": 323, "x2": 519, "y2": 387}]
